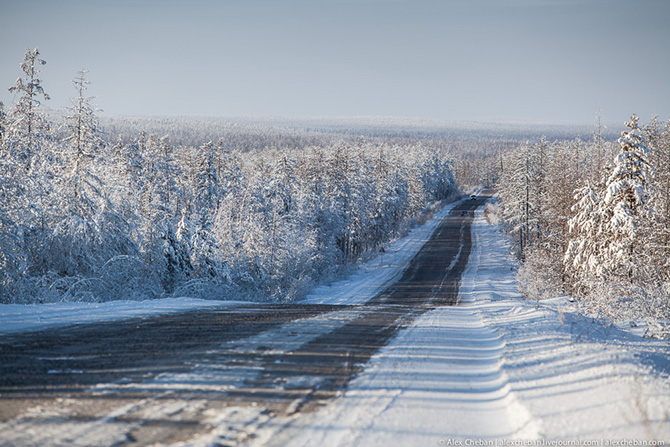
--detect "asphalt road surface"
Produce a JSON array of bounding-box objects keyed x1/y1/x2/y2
[{"x1": 0, "y1": 194, "x2": 485, "y2": 447}]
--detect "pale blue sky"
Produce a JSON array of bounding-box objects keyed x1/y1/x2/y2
[{"x1": 1, "y1": 0, "x2": 669, "y2": 123}]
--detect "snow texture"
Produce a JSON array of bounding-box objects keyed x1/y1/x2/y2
[
  {"x1": 1, "y1": 199, "x2": 668, "y2": 446},
  {"x1": 0, "y1": 200, "x2": 462, "y2": 335},
  {"x1": 252, "y1": 204, "x2": 670, "y2": 445}
]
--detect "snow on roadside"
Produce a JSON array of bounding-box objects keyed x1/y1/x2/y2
[
  {"x1": 467, "y1": 206, "x2": 670, "y2": 440},
  {"x1": 301, "y1": 199, "x2": 461, "y2": 306},
  {"x1": 253, "y1": 202, "x2": 670, "y2": 446},
  {"x1": 0, "y1": 199, "x2": 462, "y2": 335}
]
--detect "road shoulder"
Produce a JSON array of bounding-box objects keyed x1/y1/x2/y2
[
  {"x1": 468, "y1": 204, "x2": 670, "y2": 441},
  {"x1": 257, "y1": 202, "x2": 670, "y2": 446}
]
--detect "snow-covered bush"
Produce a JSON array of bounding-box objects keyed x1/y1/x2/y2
[
  {"x1": 483, "y1": 201, "x2": 501, "y2": 226},
  {"x1": 516, "y1": 246, "x2": 565, "y2": 301}
]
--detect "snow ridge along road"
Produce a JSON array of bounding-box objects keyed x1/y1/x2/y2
[
  {"x1": 248, "y1": 199, "x2": 670, "y2": 446},
  {"x1": 264, "y1": 195, "x2": 540, "y2": 447},
  {"x1": 0, "y1": 195, "x2": 481, "y2": 447},
  {"x1": 2, "y1": 192, "x2": 669, "y2": 447}
]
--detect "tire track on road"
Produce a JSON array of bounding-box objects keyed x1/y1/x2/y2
[{"x1": 0, "y1": 195, "x2": 485, "y2": 447}]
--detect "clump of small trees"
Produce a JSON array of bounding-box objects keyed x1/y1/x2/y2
[{"x1": 497, "y1": 115, "x2": 670, "y2": 337}]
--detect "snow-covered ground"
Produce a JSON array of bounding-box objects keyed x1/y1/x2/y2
[
  {"x1": 254, "y1": 205, "x2": 670, "y2": 446},
  {"x1": 301, "y1": 199, "x2": 460, "y2": 306},
  {"x1": 2, "y1": 199, "x2": 669, "y2": 446}
]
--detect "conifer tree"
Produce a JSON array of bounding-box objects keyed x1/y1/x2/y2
[
  {"x1": 565, "y1": 181, "x2": 604, "y2": 283},
  {"x1": 193, "y1": 142, "x2": 220, "y2": 221},
  {"x1": 599, "y1": 115, "x2": 653, "y2": 282},
  {"x1": 644, "y1": 117, "x2": 670, "y2": 282},
  {"x1": 60, "y1": 70, "x2": 106, "y2": 220},
  {"x1": 65, "y1": 69, "x2": 102, "y2": 155},
  {"x1": 0, "y1": 101, "x2": 7, "y2": 148},
  {"x1": 7, "y1": 48, "x2": 50, "y2": 166}
]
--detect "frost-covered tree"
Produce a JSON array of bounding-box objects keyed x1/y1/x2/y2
[
  {"x1": 7, "y1": 48, "x2": 50, "y2": 166},
  {"x1": 498, "y1": 143, "x2": 543, "y2": 258},
  {"x1": 192, "y1": 141, "x2": 220, "y2": 219},
  {"x1": 65, "y1": 69, "x2": 102, "y2": 154},
  {"x1": 597, "y1": 115, "x2": 653, "y2": 282},
  {"x1": 327, "y1": 143, "x2": 358, "y2": 261},
  {"x1": 58, "y1": 69, "x2": 106, "y2": 220},
  {"x1": 0, "y1": 200, "x2": 27, "y2": 303},
  {"x1": 643, "y1": 117, "x2": 670, "y2": 282},
  {"x1": 105, "y1": 136, "x2": 141, "y2": 225},
  {"x1": 2, "y1": 50, "x2": 61, "y2": 280},
  {"x1": 138, "y1": 133, "x2": 182, "y2": 225},
  {"x1": 564, "y1": 181, "x2": 604, "y2": 284},
  {"x1": 157, "y1": 217, "x2": 192, "y2": 293},
  {"x1": 264, "y1": 155, "x2": 299, "y2": 270},
  {"x1": 0, "y1": 101, "x2": 7, "y2": 148}
]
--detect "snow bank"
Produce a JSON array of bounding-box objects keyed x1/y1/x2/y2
[
  {"x1": 466, "y1": 205, "x2": 670, "y2": 440},
  {"x1": 258, "y1": 203, "x2": 670, "y2": 445}
]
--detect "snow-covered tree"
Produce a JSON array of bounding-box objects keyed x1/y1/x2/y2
[
  {"x1": 597, "y1": 115, "x2": 653, "y2": 282},
  {"x1": 644, "y1": 117, "x2": 670, "y2": 283},
  {"x1": 564, "y1": 180, "x2": 604, "y2": 284},
  {"x1": 65, "y1": 69, "x2": 102, "y2": 155},
  {"x1": 0, "y1": 101, "x2": 7, "y2": 148},
  {"x1": 0, "y1": 202, "x2": 27, "y2": 303},
  {"x1": 498, "y1": 143, "x2": 543, "y2": 258},
  {"x1": 264, "y1": 154, "x2": 299, "y2": 269},
  {"x1": 192, "y1": 141, "x2": 220, "y2": 220},
  {"x1": 58, "y1": 70, "x2": 107, "y2": 221},
  {"x1": 6, "y1": 48, "x2": 50, "y2": 167},
  {"x1": 158, "y1": 217, "x2": 192, "y2": 293}
]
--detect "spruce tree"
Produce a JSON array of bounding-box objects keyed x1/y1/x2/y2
[
  {"x1": 65, "y1": 69, "x2": 102, "y2": 155},
  {"x1": 565, "y1": 181, "x2": 604, "y2": 283},
  {"x1": 7, "y1": 48, "x2": 50, "y2": 166},
  {"x1": 599, "y1": 115, "x2": 654, "y2": 282}
]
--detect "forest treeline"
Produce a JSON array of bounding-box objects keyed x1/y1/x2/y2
[
  {"x1": 0, "y1": 49, "x2": 459, "y2": 304},
  {"x1": 496, "y1": 115, "x2": 670, "y2": 337}
]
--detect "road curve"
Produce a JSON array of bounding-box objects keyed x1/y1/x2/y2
[{"x1": 0, "y1": 193, "x2": 487, "y2": 447}]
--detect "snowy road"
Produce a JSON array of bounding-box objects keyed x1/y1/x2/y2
[
  {"x1": 3, "y1": 191, "x2": 668, "y2": 447},
  {"x1": 0, "y1": 195, "x2": 481, "y2": 447}
]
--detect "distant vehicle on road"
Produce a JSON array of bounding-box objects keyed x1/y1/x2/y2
[
  {"x1": 470, "y1": 194, "x2": 477, "y2": 200},
  {"x1": 460, "y1": 211, "x2": 468, "y2": 216}
]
